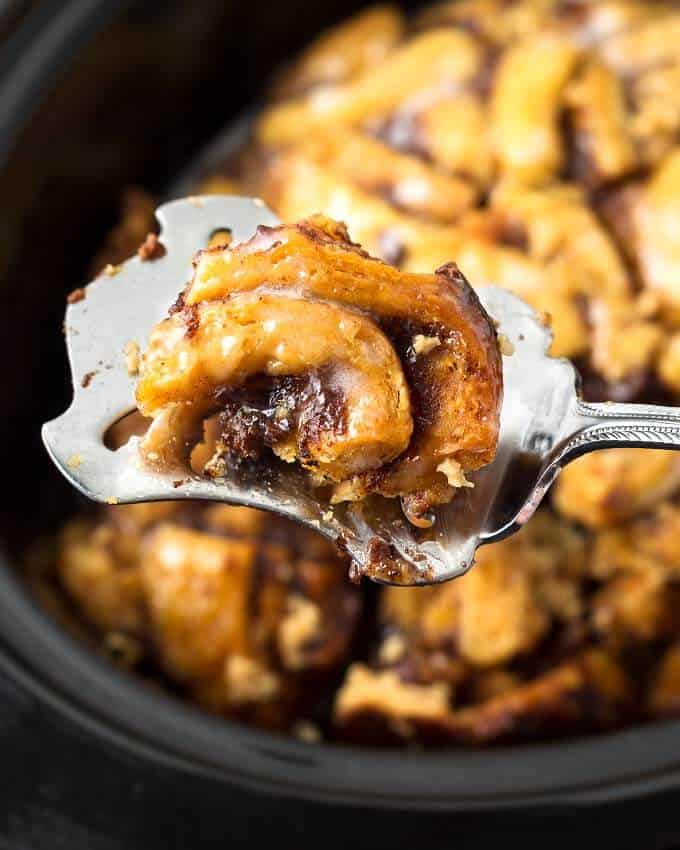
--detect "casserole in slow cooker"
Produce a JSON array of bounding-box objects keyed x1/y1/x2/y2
[{"x1": 25, "y1": 0, "x2": 680, "y2": 749}]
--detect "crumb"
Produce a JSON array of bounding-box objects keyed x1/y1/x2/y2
[
  {"x1": 538, "y1": 310, "x2": 552, "y2": 328},
  {"x1": 498, "y1": 333, "x2": 515, "y2": 356},
  {"x1": 322, "y1": 509, "x2": 334, "y2": 522},
  {"x1": 172, "y1": 479, "x2": 186, "y2": 488},
  {"x1": 123, "y1": 340, "x2": 141, "y2": 376},
  {"x1": 378, "y1": 632, "x2": 407, "y2": 665},
  {"x1": 293, "y1": 720, "x2": 322, "y2": 744},
  {"x1": 207, "y1": 229, "x2": 233, "y2": 249},
  {"x1": 437, "y1": 457, "x2": 474, "y2": 488},
  {"x1": 412, "y1": 334, "x2": 441, "y2": 356},
  {"x1": 81, "y1": 371, "x2": 97, "y2": 388},
  {"x1": 137, "y1": 232, "x2": 166, "y2": 261},
  {"x1": 67, "y1": 454, "x2": 82, "y2": 469},
  {"x1": 105, "y1": 497, "x2": 119, "y2": 505},
  {"x1": 67, "y1": 287, "x2": 86, "y2": 304},
  {"x1": 102, "y1": 263, "x2": 122, "y2": 277}
]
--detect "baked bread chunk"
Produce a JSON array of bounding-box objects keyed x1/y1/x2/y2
[{"x1": 136, "y1": 216, "x2": 502, "y2": 525}]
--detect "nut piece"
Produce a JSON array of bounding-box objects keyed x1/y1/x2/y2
[
  {"x1": 436, "y1": 457, "x2": 474, "y2": 489},
  {"x1": 412, "y1": 334, "x2": 440, "y2": 356},
  {"x1": 123, "y1": 340, "x2": 141, "y2": 376}
]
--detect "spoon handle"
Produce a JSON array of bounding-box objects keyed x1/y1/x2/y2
[
  {"x1": 562, "y1": 400, "x2": 680, "y2": 460},
  {"x1": 505, "y1": 399, "x2": 680, "y2": 531}
]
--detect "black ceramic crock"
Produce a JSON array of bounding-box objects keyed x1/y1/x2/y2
[{"x1": 2, "y1": 0, "x2": 680, "y2": 826}]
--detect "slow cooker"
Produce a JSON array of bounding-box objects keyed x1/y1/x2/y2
[{"x1": 3, "y1": 2, "x2": 680, "y2": 847}]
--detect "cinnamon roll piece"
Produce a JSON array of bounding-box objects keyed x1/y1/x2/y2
[
  {"x1": 136, "y1": 216, "x2": 503, "y2": 524},
  {"x1": 256, "y1": 29, "x2": 482, "y2": 147},
  {"x1": 57, "y1": 503, "x2": 360, "y2": 727}
]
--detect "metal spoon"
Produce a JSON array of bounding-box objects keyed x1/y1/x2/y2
[{"x1": 41, "y1": 196, "x2": 680, "y2": 585}]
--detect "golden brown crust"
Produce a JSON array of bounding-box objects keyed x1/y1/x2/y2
[
  {"x1": 137, "y1": 216, "x2": 502, "y2": 521},
  {"x1": 138, "y1": 292, "x2": 413, "y2": 480}
]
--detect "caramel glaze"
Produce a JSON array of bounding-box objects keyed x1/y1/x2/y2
[{"x1": 136, "y1": 216, "x2": 502, "y2": 525}]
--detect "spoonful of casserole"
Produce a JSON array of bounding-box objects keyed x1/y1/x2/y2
[{"x1": 42, "y1": 196, "x2": 680, "y2": 585}]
